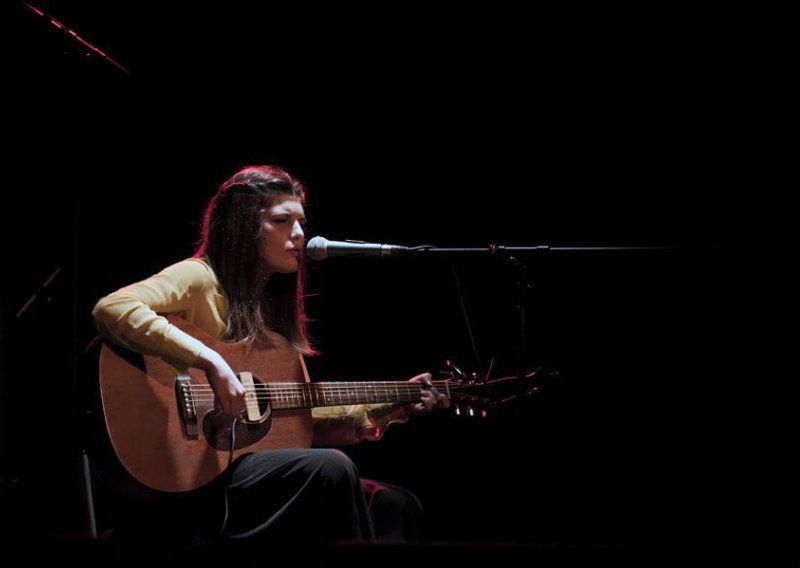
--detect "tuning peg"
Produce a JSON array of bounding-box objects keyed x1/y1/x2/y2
[
  {"x1": 454, "y1": 403, "x2": 490, "y2": 419},
  {"x1": 440, "y1": 359, "x2": 468, "y2": 382}
]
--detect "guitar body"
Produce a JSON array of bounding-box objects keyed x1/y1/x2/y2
[{"x1": 97, "y1": 318, "x2": 310, "y2": 493}]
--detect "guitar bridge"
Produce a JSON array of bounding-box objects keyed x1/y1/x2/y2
[{"x1": 175, "y1": 373, "x2": 199, "y2": 439}]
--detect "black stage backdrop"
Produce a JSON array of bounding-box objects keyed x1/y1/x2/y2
[{"x1": 3, "y1": 1, "x2": 722, "y2": 555}]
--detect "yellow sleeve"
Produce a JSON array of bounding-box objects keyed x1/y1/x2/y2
[
  {"x1": 91, "y1": 259, "x2": 214, "y2": 369},
  {"x1": 312, "y1": 403, "x2": 410, "y2": 446}
]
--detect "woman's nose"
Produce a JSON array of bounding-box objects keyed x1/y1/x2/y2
[{"x1": 291, "y1": 221, "x2": 304, "y2": 240}]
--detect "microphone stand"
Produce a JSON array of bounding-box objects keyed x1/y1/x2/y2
[
  {"x1": 390, "y1": 244, "x2": 703, "y2": 256},
  {"x1": 504, "y1": 253, "x2": 533, "y2": 422},
  {"x1": 389, "y1": 243, "x2": 716, "y2": 423}
]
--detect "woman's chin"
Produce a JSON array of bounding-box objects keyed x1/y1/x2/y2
[{"x1": 278, "y1": 261, "x2": 299, "y2": 274}]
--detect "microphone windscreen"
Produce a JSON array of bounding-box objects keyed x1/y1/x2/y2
[{"x1": 306, "y1": 236, "x2": 328, "y2": 260}]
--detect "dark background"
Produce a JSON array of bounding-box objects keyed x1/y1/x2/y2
[{"x1": 3, "y1": 0, "x2": 722, "y2": 556}]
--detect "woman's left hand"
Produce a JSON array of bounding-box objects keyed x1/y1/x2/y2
[{"x1": 404, "y1": 372, "x2": 450, "y2": 416}]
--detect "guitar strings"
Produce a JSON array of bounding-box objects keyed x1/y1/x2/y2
[
  {"x1": 185, "y1": 382, "x2": 455, "y2": 392},
  {"x1": 183, "y1": 381, "x2": 469, "y2": 404}
]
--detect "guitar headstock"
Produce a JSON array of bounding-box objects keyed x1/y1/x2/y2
[{"x1": 436, "y1": 360, "x2": 559, "y2": 419}]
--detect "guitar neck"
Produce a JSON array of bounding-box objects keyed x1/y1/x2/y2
[{"x1": 265, "y1": 381, "x2": 448, "y2": 410}]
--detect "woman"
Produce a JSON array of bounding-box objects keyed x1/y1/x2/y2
[{"x1": 92, "y1": 165, "x2": 447, "y2": 552}]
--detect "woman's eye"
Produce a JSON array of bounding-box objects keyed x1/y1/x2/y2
[{"x1": 270, "y1": 216, "x2": 305, "y2": 227}]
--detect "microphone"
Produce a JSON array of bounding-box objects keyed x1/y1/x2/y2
[{"x1": 306, "y1": 236, "x2": 409, "y2": 260}]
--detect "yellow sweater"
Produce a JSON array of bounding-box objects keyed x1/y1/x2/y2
[{"x1": 91, "y1": 257, "x2": 407, "y2": 445}]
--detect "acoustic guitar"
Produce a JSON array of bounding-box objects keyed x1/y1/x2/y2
[
  {"x1": 97, "y1": 317, "x2": 456, "y2": 493},
  {"x1": 95, "y1": 317, "x2": 555, "y2": 495}
]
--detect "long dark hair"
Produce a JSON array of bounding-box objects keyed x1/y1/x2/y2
[{"x1": 194, "y1": 165, "x2": 315, "y2": 354}]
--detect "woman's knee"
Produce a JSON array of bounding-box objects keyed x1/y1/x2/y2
[{"x1": 304, "y1": 448, "x2": 360, "y2": 488}]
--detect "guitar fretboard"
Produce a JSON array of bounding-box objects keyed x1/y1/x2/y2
[{"x1": 258, "y1": 381, "x2": 450, "y2": 409}]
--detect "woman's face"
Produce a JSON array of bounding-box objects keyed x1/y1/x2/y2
[{"x1": 261, "y1": 195, "x2": 306, "y2": 276}]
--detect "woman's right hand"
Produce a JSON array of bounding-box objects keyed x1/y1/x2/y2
[{"x1": 194, "y1": 346, "x2": 246, "y2": 416}]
